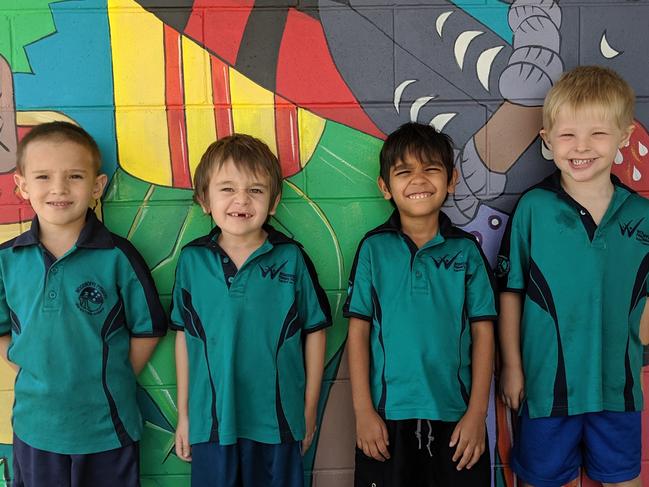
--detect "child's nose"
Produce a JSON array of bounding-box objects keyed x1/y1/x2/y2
[{"x1": 51, "y1": 177, "x2": 69, "y2": 193}]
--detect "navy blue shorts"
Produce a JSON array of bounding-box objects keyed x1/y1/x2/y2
[
  {"x1": 12, "y1": 434, "x2": 140, "y2": 487},
  {"x1": 191, "y1": 438, "x2": 303, "y2": 487},
  {"x1": 511, "y1": 408, "x2": 641, "y2": 486}
]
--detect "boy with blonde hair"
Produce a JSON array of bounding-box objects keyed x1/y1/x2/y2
[
  {"x1": 0, "y1": 121, "x2": 167, "y2": 486},
  {"x1": 171, "y1": 134, "x2": 331, "y2": 487},
  {"x1": 499, "y1": 66, "x2": 648, "y2": 486}
]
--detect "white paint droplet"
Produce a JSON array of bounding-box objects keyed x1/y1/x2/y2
[
  {"x1": 600, "y1": 31, "x2": 622, "y2": 59},
  {"x1": 633, "y1": 166, "x2": 642, "y2": 181},
  {"x1": 541, "y1": 143, "x2": 553, "y2": 161},
  {"x1": 393, "y1": 79, "x2": 417, "y2": 114},
  {"x1": 436, "y1": 11, "x2": 453, "y2": 38},
  {"x1": 639, "y1": 142, "x2": 648, "y2": 157},
  {"x1": 615, "y1": 150, "x2": 624, "y2": 165}
]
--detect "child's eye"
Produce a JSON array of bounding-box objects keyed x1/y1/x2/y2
[
  {"x1": 221, "y1": 187, "x2": 234, "y2": 192},
  {"x1": 394, "y1": 170, "x2": 410, "y2": 176},
  {"x1": 425, "y1": 166, "x2": 441, "y2": 172},
  {"x1": 593, "y1": 132, "x2": 607, "y2": 136},
  {"x1": 69, "y1": 174, "x2": 84, "y2": 179},
  {"x1": 249, "y1": 188, "x2": 263, "y2": 194},
  {"x1": 35, "y1": 175, "x2": 48, "y2": 180},
  {"x1": 559, "y1": 133, "x2": 573, "y2": 138}
]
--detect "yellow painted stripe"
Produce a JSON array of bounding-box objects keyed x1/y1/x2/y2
[
  {"x1": 298, "y1": 108, "x2": 326, "y2": 167},
  {"x1": 229, "y1": 68, "x2": 277, "y2": 155},
  {"x1": 108, "y1": 0, "x2": 172, "y2": 186},
  {"x1": 182, "y1": 36, "x2": 216, "y2": 181}
]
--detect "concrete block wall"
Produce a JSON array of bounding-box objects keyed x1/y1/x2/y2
[{"x1": 0, "y1": 1, "x2": 648, "y2": 486}]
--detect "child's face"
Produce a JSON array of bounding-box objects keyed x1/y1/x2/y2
[
  {"x1": 378, "y1": 152, "x2": 457, "y2": 220},
  {"x1": 199, "y1": 158, "x2": 279, "y2": 242},
  {"x1": 540, "y1": 105, "x2": 634, "y2": 187},
  {"x1": 14, "y1": 139, "x2": 107, "y2": 232}
]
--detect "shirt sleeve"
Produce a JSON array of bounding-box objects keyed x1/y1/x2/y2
[
  {"x1": 168, "y1": 252, "x2": 186, "y2": 331},
  {"x1": 115, "y1": 238, "x2": 168, "y2": 337},
  {"x1": 296, "y1": 247, "x2": 332, "y2": 333},
  {"x1": 497, "y1": 198, "x2": 531, "y2": 293},
  {"x1": 0, "y1": 270, "x2": 10, "y2": 336},
  {"x1": 342, "y1": 239, "x2": 373, "y2": 322},
  {"x1": 465, "y1": 240, "x2": 498, "y2": 322}
]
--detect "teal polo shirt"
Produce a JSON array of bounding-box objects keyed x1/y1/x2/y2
[
  {"x1": 0, "y1": 211, "x2": 167, "y2": 454},
  {"x1": 343, "y1": 211, "x2": 497, "y2": 422},
  {"x1": 497, "y1": 171, "x2": 649, "y2": 418},
  {"x1": 169, "y1": 225, "x2": 332, "y2": 446}
]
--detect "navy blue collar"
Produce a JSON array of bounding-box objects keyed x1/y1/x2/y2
[
  {"x1": 369, "y1": 210, "x2": 460, "y2": 239},
  {"x1": 195, "y1": 223, "x2": 297, "y2": 249},
  {"x1": 13, "y1": 210, "x2": 114, "y2": 250}
]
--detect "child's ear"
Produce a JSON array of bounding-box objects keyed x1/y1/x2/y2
[
  {"x1": 377, "y1": 176, "x2": 392, "y2": 200},
  {"x1": 268, "y1": 194, "x2": 281, "y2": 216},
  {"x1": 447, "y1": 168, "x2": 459, "y2": 195},
  {"x1": 619, "y1": 123, "x2": 635, "y2": 148},
  {"x1": 539, "y1": 129, "x2": 552, "y2": 151},
  {"x1": 13, "y1": 173, "x2": 28, "y2": 200},
  {"x1": 92, "y1": 173, "x2": 108, "y2": 200}
]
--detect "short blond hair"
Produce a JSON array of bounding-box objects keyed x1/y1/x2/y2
[
  {"x1": 193, "y1": 134, "x2": 282, "y2": 210},
  {"x1": 543, "y1": 66, "x2": 635, "y2": 132}
]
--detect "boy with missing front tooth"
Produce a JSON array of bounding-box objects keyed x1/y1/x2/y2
[
  {"x1": 345, "y1": 122, "x2": 497, "y2": 486},
  {"x1": 0, "y1": 121, "x2": 167, "y2": 486},
  {"x1": 498, "y1": 66, "x2": 649, "y2": 487},
  {"x1": 171, "y1": 134, "x2": 331, "y2": 487}
]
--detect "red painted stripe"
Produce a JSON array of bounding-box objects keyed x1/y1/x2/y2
[
  {"x1": 186, "y1": 0, "x2": 254, "y2": 66},
  {"x1": 276, "y1": 9, "x2": 384, "y2": 139},
  {"x1": 274, "y1": 94, "x2": 300, "y2": 178},
  {"x1": 164, "y1": 26, "x2": 192, "y2": 189},
  {"x1": 210, "y1": 55, "x2": 234, "y2": 139}
]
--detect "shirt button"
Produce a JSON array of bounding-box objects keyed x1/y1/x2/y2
[
  {"x1": 227, "y1": 276, "x2": 234, "y2": 283},
  {"x1": 579, "y1": 210, "x2": 586, "y2": 216},
  {"x1": 415, "y1": 271, "x2": 422, "y2": 278},
  {"x1": 51, "y1": 267, "x2": 58, "y2": 274},
  {"x1": 222, "y1": 257, "x2": 230, "y2": 264},
  {"x1": 48, "y1": 291, "x2": 57, "y2": 299}
]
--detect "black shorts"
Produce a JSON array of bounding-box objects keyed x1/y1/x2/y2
[
  {"x1": 12, "y1": 434, "x2": 140, "y2": 487},
  {"x1": 354, "y1": 418, "x2": 490, "y2": 487}
]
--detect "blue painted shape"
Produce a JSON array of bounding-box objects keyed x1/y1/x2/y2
[
  {"x1": 451, "y1": 0, "x2": 512, "y2": 43},
  {"x1": 13, "y1": 0, "x2": 118, "y2": 178}
]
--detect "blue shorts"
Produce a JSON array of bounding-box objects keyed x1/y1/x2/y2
[
  {"x1": 511, "y1": 408, "x2": 641, "y2": 487},
  {"x1": 191, "y1": 438, "x2": 303, "y2": 487},
  {"x1": 12, "y1": 434, "x2": 140, "y2": 487}
]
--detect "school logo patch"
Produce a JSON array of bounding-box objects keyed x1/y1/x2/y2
[
  {"x1": 619, "y1": 218, "x2": 649, "y2": 245},
  {"x1": 496, "y1": 255, "x2": 510, "y2": 278},
  {"x1": 76, "y1": 282, "x2": 106, "y2": 315},
  {"x1": 431, "y1": 251, "x2": 465, "y2": 272}
]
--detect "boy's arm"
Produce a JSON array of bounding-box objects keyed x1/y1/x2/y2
[
  {"x1": 302, "y1": 329, "x2": 326, "y2": 453},
  {"x1": 640, "y1": 299, "x2": 649, "y2": 346},
  {"x1": 0, "y1": 334, "x2": 18, "y2": 373},
  {"x1": 175, "y1": 331, "x2": 191, "y2": 461},
  {"x1": 129, "y1": 337, "x2": 160, "y2": 376},
  {"x1": 499, "y1": 292, "x2": 525, "y2": 410},
  {"x1": 348, "y1": 317, "x2": 390, "y2": 462},
  {"x1": 450, "y1": 320, "x2": 494, "y2": 470}
]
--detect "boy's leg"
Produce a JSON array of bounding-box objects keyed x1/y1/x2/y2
[
  {"x1": 432, "y1": 420, "x2": 491, "y2": 487},
  {"x1": 238, "y1": 438, "x2": 303, "y2": 487},
  {"x1": 70, "y1": 442, "x2": 140, "y2": 487},
  {"x1": 191, "y1": 441, "x2": 241, "y2": 487},
  {"x1": 13, "y1": 434, "x2": 72, "y2": 487},
  {"x1": 510, "y1": 407, "x2": 583, "y2": 487},
  {"x1": 354, "y1": 419, "x2": 435, "y2": 487},
  {"x1": 582, "y1": 411, "x2": 641, "y2": 486}
]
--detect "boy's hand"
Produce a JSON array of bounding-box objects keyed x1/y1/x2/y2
[
  {"x1": 500, "y1": 364, "x2": 525, "y2": 410},
  {"x1": 355, "y1": 408, "x2": 390, "y2": 461},
  {"x1": 175, "y1": 415, "x2": 192, "y2": 462},
  {"x1": 302, "y1": 406, "x2": 318, "y2": 454},
  {"x1": 450, "y1": 409, "x2": 486, "y2": 470}
]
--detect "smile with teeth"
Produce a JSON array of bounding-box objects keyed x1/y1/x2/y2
[
  {"x1": 407, "y1": 192, "x2": 432, "y2": 199},
  {"x1": 227, "y1": 212, "x2": 253, "y2": 218},
  {"x1": 570, "y1": 158, "x2": 594, "y2": 167},
  {"x1": 47, "y1": 201, "x2": 73, "y2": 208}
]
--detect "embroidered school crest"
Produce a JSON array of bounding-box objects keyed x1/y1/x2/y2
[{"x1": 75, "y1": 282, "x2": 106, "y2": 315}]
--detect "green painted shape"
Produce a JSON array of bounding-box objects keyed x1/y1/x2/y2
[
  {"x1": 0, "y1": 443, "x2": 12, "y2": 483},
  {"x1": 104, "y1": 169, "x2": 151, "y2": 203},
  {"x1": 0, "y1": 1, "x2": 65, "y2": 73},
  {"x1": 140, "y1": 422, "x2": 190, "y2": 476},
  {"x1": 299, "y1": 122, "x2": 382, "y2": 199},
  {"x1": 139, "y1": 333, "x2": 177, "y2": 387}
]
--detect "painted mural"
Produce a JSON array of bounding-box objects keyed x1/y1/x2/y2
[{"x1": 0, "y1": 0, "x2": 647, "y2": 485}]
